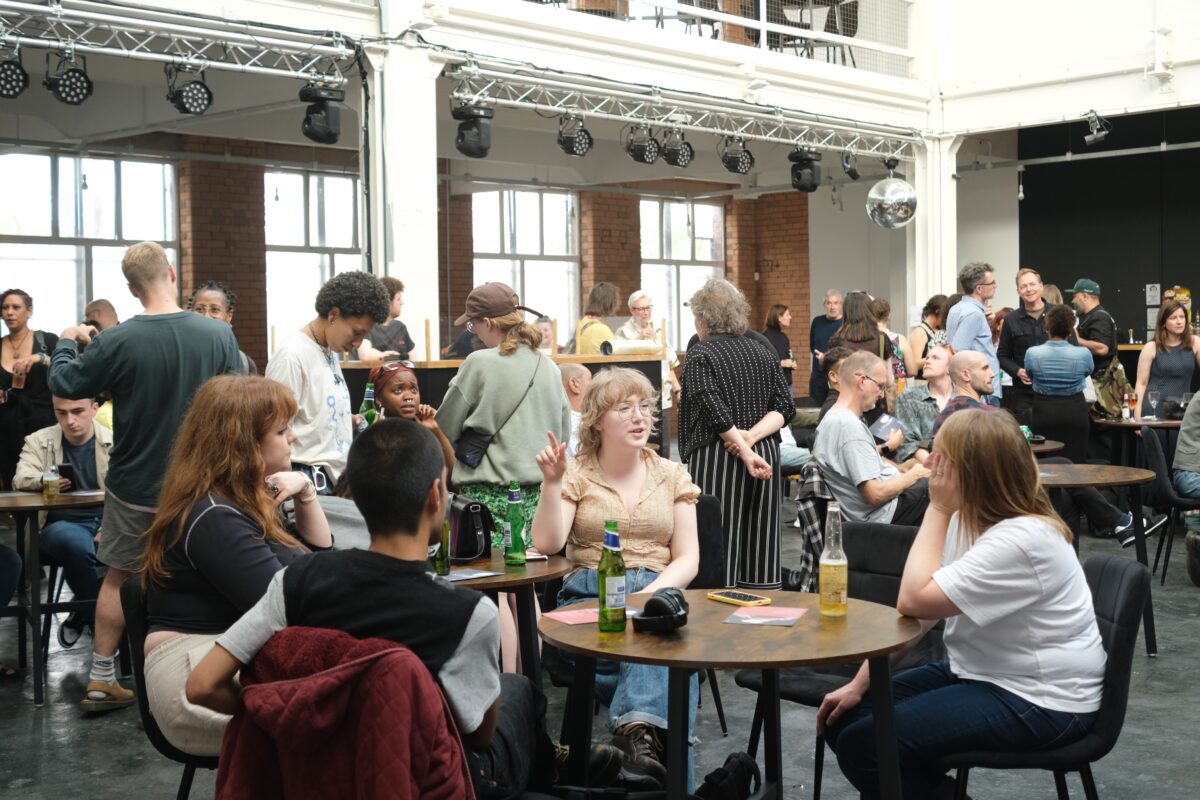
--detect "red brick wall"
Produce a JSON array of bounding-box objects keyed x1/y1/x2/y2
[
  {"x1": 439, "y1": 166, "x2": 475, "y2": 350},
  {"x1": 579, "y1": 192, "x2": 641, "y2": 307},
  {"x1": 177, "y1": 137, "x2": 268, "y2": 368}
]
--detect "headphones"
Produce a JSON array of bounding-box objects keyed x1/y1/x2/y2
[{"x1": 632, "y1": 587, "x2": 689, "y2": 634}]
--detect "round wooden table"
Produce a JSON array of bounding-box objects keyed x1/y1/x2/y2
[
  {"x1": 1095, "y1": 417, "x2": 1183, "y2": 477},
  {"x1": 541, "y1": 589, "x2": 922, "y2": 799},
  {"x1": 0, "y1": 491, "x2": 105, "y2": 706},
  {"x1": 452, "y1": 553, "x2": 571, "y2": 685},
  {"x1": 1029, "y1": 439, "x2": 1064, "y2": 455}
]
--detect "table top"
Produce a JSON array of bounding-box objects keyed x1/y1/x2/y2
[
  {"x1": 1038, "y1": 463, "x2": 1154, "y2": 489},
  {"x1": 0, "y1": 490, "x2": 106, "y2": 512},
  {"x1": 1030, "y1": 439, "x2": 1065, "y2": 455},
  {"x1": 1095, "y1": 417, "x2": 1182, "y2": 429},
  {"x1": 539, "y1": 589, "x2": 923, "y2": 671},
  {"x1": 453, "y1": 552, "x2": 573, "y2": 590}
]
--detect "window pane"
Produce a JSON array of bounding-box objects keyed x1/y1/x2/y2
[
  {"x1": 663, "y1": 202, "x2": 690, "y2": 260},
  {"x1": 0, "y1": 154, "x2": 52, "y2": 236},
  {"x1": 265, "y1": 172, "x2": 305, "y2": 246},
  {"x1": 542, "y1": 193, "x2": 573, "y2": 256},
  {"x1": 523, "y1": 260, "x2": 578, "y2": 347},
  {"x1": 334, "y1": 253, "x2": 361, "y2": 274},
  {"x1": 310, "y1": 174, "x2": 355, "y2": 248},
  {"x1": 266, "y1": 251, "x2": 323, "y2": 352},
  {"x1": 640, "y1": 200, "x2": 660, "y2": 259},
  {"x1": 121, "y1": 161, "x2": 174, "y2": 241},
  {"x1": 0, "y1": 243, "x2": 82, "y2": 334},
  {"x1": 511, "y1": 191, "x2": 541, "y2": 254},
  {"x1": 677, "y1": 265, "x2": 725, "y2": 349},
  {"x1": 59, "y1": 158, "x2": 116, "y2": 239},
  {"x1": 692, "y1": 203, "x2": 722, "y2": 261},
  {"x1": 91, "y1": 246, "x2": 147, "y2": 325},
  {"x1": 473, "y1": 258, "x2": 520, "y2": 293},
  {"x1": 472, "y1": 192, "x2": 501, "y2": 254},
  {"x1": 640, "y1": 263, "x2": 675, "y2": 349}
]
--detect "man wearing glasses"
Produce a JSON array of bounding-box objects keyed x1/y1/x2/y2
[
  {"x1": 814, "y1": 352, "x2": 931, "y2": 525},
  {"x1": 946, "y1": 261, "x2": 1002, "y2": 405},
  {"x1": 617, "y1": 290, "x2": 682, "y2": 455}
]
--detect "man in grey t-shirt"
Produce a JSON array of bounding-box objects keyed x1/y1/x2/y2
[{"x1": 814, "y1": 352, "x2": 931, "y2": 525}]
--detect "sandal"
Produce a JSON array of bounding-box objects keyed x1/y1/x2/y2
[{"x1": 79, "y1": 680, "x2": 136, "y2": 712}]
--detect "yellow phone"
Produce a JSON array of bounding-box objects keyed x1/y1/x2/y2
[{"x1": 707, "y1": 590, "x2": 771, "y2": 607}]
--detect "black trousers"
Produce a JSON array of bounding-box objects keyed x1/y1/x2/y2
[
  {"x1": 891, "y1": 479, "x2": 931, "y2": 526},
  {"x1": 1031, "y1": 392, "x2": 1089, "y2": 464},
  {"x1": 1040, "y1": 456, "x2": 1125, "y2": 535},
  {"x1": 467, "y1": 673, "x2": 542, "y2": 799}
]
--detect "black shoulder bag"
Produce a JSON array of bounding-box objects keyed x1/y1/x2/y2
[{"x1": 453, "y1": 354, "x2": 543, "y2": 468}]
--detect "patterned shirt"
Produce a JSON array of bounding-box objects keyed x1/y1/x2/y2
[
  {"x1": 929, "y1": 394, "x2": 998, "y2": 438},
  {"x1": 895, "y1": 383, "x2": 943, "y2": 461}
]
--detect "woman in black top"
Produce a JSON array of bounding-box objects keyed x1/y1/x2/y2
[
  {"x1": 1, "y1": 289, "x2": 58, "y2": 489},
  {"x1": 680, "y1": 279, "x2": 795, "y2": 588},
  {"x1": 138, "y1": 375, "x2": 332, "y2": 755},
  {"x1": 761, "y1": 304, "x2": 797, "y2": 389}
]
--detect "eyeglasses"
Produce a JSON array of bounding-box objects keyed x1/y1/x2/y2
[
  {"x1": 615, "y1": 402, "x2": 654, "y2": 420},
  {"x1": 631, "y1": 305, "x2": 653, "y2": 312},
  {"x1": 466, "y1": 320, "x2": 475, "y2": 333},
  {"x1": 978, "y1": 280, "x2": 997, "y2": 287},
  {"x1": 860, "y1": 374, "x2": 885, "y2": 391}
]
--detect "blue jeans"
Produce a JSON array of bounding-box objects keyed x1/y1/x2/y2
[
  {"x1": 779, "y1": 444, "x2": 812, "y2": 472},
  {"x1": 558, "y1": 567, "x2": 699, "y2": 790},
  {"x1": 40, "y1": 517, "x2": 102, "y2": 621},
  {"x1": 1175, "y1": 469, "x2": 1200, "y2": 499},
  {"x1": 825, "y1": 661, "x2": 1096, "y2": 799},
  {"x1": 0, "y1": 544, "x2": 20, "y2": 606}
]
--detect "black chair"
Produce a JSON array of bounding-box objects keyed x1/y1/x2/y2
[
  {"x1": 735, "y1": 522, "x2": 943, "y2": 799},
  {"x1": 934, "y1": 555, "x2": 1150, "y2": 800},
  {"x1": 119, "y1": 576, "x2": 218, "y2": 800},
  {"x1": 688, "y1": 493, "x2": 729, "y2": 736},
  {"x1": 1142, "y1": 426, "x2": 1200, "y2": 585}
]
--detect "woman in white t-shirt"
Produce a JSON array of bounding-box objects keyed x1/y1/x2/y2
[{"x1": 817, "y1": 408, "x2": 1106, "y2": 798}]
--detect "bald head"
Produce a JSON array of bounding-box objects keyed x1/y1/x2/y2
[
  {"x1": 559, "y1": 363, "x2": 592, "y2": 411},
  {"x1": 949, "y1": 351, "x2": 994, "y2": 397},
  {"x1": 84, "y1": 299, "x2": 119, "y2": 331}
]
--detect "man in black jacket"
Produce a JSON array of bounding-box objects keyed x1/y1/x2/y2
[{"x1": 997, "y1": 268, "x2": 1074, "y2": 424}]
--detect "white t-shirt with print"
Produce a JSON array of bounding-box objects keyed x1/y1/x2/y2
[{"x1": 265, "y1": 332, "x2": 353, "y2": 478}]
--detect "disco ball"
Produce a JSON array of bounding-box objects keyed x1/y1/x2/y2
[{"x1": 865, "y1": 177, "x2": 918, "y2": 229}]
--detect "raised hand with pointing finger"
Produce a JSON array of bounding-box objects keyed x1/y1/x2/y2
[{"x1": 535, "y1": 430, "x2": 569, "y2": 483}]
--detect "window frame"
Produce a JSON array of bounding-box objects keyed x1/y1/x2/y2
[{"x1": 265, "y1": 169, "x2": 362, "y2": 282}]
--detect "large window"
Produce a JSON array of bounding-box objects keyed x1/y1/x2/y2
[
  {"x1": 472, "y1": 190, "x2": 579, "y2": 347},
  {"x1": 265, "y1": 171, "x2": 361, "y2": 350},
  {"x1": 640, "y1": 200, "x2": 725, "y2": 351},
  {"x1": 0, "y1": 153, "x2": 177, "y2": 332}
]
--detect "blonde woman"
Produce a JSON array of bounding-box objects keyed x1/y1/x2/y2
[{"x1": 818, "y1": 409, "x2": 1105, "y2": 797}]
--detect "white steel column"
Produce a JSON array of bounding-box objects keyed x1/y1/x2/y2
[{"x1": 907, "y1": 134, "x2": 963, "y2": 310}]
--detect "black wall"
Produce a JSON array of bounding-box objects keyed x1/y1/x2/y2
[{"x1": 1018, "y1": 108, "x2": 1200, "y2": 340}]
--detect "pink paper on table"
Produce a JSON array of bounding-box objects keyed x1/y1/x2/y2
[
  {"x1": 732, "y1": 606, "x2": 806, "y2": 619},
  {"x1": 544, "y1": 608, "x2": 600, "y2": 625}
]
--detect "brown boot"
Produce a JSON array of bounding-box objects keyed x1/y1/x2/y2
[{"x1": 611, "y1": 721, "x2": 667, "y2": 788}]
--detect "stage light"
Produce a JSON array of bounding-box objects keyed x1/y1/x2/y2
[
  {"x1": 789, "y1": 148, "x2": 822, "y2": 192},
  {"x1": 452, "y1": 103, "x2": 494, "y2": 158},
  {"x1": 841, "y1": 151, "x2": 859, "y2": 180},
  {"x1": 166, "y1": 67, "x2": 212, "y2": 115},
  {"x1": 661, "y1": 129, "x2": 694, "y2": 168},
  {"x1": 0, "y1": 56, "x2": 29, "y2": 100},
  {"x1": 43, "y1": 54, "x2": 92, "y2": 106},
  {"x1": 720, "y1": 136, "x2": 754, "y2": 175},
  {"x1": 300, "y1": 83, "x2": 346, "y2": 145},
  {"x1": 625, "y1": 124, "x2": 660, "y2": 164},
  {"x1": 1083, "y1": 110, "x2": 1110, "y2": 146},
  {"x1": 557, "y1": 115, "x2": 593, "y2": 157}
]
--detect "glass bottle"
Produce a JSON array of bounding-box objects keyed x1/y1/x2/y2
[
  {"x1": 819, "y1": 502, "x2": 848, "y2": 617},
  {"x1": 598, "y1": 520, "x2": 627, "y2": 632},
  {"x1": 358, "y1": 382, "x2": 377, "y2": 426},
  {"x1": 41, "y1": 439, "x2": 60, "y2": 502},
  {"x1": 504, "y1": 481, "x2": 526, "y2": 566},
  {"x1": 432, "y1": 497, "x2": 452, "y2": 576}
]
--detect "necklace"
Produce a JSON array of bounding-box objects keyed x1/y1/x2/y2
[
  {"x1": 307, "y1": 322, "x2": 329, "y2": 352},
  {"x1": 308, "y1": 322, "x2": 344, "y2": 387},
  {"x1": 4, "y1": 327, "x2": 30, "y2": 353}
]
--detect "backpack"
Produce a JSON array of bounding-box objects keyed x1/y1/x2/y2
[{"x1": 692, "y1": 752, "x2": 762, "y2": 799}]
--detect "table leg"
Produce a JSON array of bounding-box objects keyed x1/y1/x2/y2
[
  {"x1": 25, "y1": 512, "x2": 45, "y2": 706},
  {"x1": 667, "y1": 668, "x2": 691, "y2": 799},
  {"x1": 514, "y1": 586, "x2": 542, "y2": 686},
  {"x1": 566, "y1": 655, "x2": 597, "y2": 785},
  {"x1": 868, "y1": 655, "x2": 901, "y2": 800},
  {"x1": 1129, "y1": 484, "x2": 1157, "y2": 657},
  {"x1": 761, "y1": 668, "x2": 783, "y2": 798}
]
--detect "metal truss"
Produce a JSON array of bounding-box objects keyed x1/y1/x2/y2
[
  {"x1": 445, "y1": 62, "x2": 920, "y2": 160},
  {"x1": 0, "y1": 0, "x2": 354, "y2": 84}
]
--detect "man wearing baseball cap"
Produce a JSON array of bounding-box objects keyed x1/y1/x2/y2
[{"x1": 1066, "y1": 279, "x2": 1118, "y2": 375}]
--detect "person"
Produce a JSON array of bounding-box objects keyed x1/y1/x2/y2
[
  {"x1": 818, "y1": 409, "x2": 1106, "y2": 799},
  {"x1": 356, "y1": 276, "x2": 415, "y2": 362},
  {"x1": 1025, "y1": 305, "x2": 1094, "y2": 463},
  {"x1": 761, "y1": 304, "x2": 798, "y2": 390},
  {"x1": 871, "y1": 297, "x2": 916, "y2": 381},
  {"x1": 679, "y1": 279, "x2": 795, "y2": 589},
  {"x1": 998, "y1": 268, "x2": 1057, "y2": 421},
  {"x1": 895, "y1": 343, "x2": 955, "y2": 462},
  {"x1": 946, "y1": 262, "x2": 1002, "y2": 404},
  {"x1": 1175, "y1": 398, "x2": 1200, "y2": 581},
  {"x1": 265, "y1": 271, "x2": 390, "y2": 491},
  {"x1": 1067, "y1": 278, "x2": 1118, "y2": 376},
  {"x1": 446, "y1": 326, "x2": 483, "y2": 358},
  {"x1": 188, "y1": 280, "x2": 258, "y2": 374},
  {"x1": 1042, "y1": 284, "x2": 1064, "y2": 306},
  {"x1": 558, "y1": 362, "x2": 593, "y2": 457},
  {"x1": 576, "y1": 282, "x2": 621, "y2": 355},
  {"x1": 532, "y1": 367, "x2": 701, "y2": 789},
  {"x1": 368, "y1": 360, "x2": 454, "y2": 474},
  {"x1": 437, "y1": 282, "x2": 570, "y2": 673},
  {"x1": 814, "y1": 352, "x2": 931, "y2": 524},
  {"x1": 990, "y1": 308, "x2": 1012, "y2": 347},
  {"x1": 1133, "y1": 300, "x2": 1200, "y2": 419},
  {"x1": 138, "y1": 375, "x2": 332, "y2": 756},
  {"x1": 0, "y1": 543, "x2": 19, "y2": 675},
  {"x1": 49, "y1": 241, "x2": 240, "y2": 712},
  {"x1": 829, "y1": 291, "x2": 894, "y2": 419},
  {"x1": 186, "y1": 419, "x2": 543, "y2": 798},
  {"x1": 817, "y1": 345, "x2": 860, "y2": 423},
  {"x1": 928, "y1": 351, "x2": 999, "y2": 440},
  {"x1": 83, "y1": 299, "x2": 119, "y2": 332},
  {"x1": 617, "y1": 290, "x2": 683, "y2": 455},
  {"x1": 12, "y1": 395, "x2": 111, "y2": 648},
  {"x1": 1, "y1": 289, "x2": 58, "y2": 489},
  {"x1": 809, "y1": 290, "x2": 843, "y2": 405},
  {"x1": 535, "y1": 316, "x2": 559, "y2": 354},
  {"x1": 908, "y1": 294, "x2": 946, "y2": 380},
  {"x1": 935, "y1": 294, "x2": 962, "y2": 343}
]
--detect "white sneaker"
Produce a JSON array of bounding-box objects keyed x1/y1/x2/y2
[{"x1": 1119, "y1": 515, "x2": 1167, "y2": 548}]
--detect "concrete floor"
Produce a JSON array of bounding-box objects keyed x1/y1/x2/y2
[{"x1": 0, "y1": 508, "x2": 1195, "y2": 800}]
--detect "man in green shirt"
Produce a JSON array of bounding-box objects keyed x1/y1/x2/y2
[{"x1": 50, "y1": 242, "x2": 239, "y2": 711}]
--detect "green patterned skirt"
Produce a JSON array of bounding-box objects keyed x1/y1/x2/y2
[{"x1": 458, "y1": 483, "x2": 542, "y2": 549}]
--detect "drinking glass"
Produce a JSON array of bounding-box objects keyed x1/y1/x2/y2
[{"x1": 1145, "y1": 391, "x2": 1161, "y2": 419}]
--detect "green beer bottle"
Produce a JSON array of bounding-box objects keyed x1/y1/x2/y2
[
  {"x1": 359, "y1": 382, "x2": 377, "y2": 426},
  {"x1": 504, "y1": 481, "x2": 527, "y2": 566},
  {"x1": 598, "y1": 520, "x2": 627, "y2": 632}
]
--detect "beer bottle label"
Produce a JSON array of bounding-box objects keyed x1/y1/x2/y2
[
  {"x1": 605, "y1": 576, "x2": 626, "y2": 610},
  {"x1": 503, "y1": 521, "x2": 512, "y2": 549}
]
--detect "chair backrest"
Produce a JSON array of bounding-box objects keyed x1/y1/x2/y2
[
  {"x1": 828, "y1": 0, "x2": 859, "y2": 37},
  {"x1": 1140, "y1": 425, "x2": 1180, "y2": 507},
  {"x1": 689, "y1": 494, "x2": 726, "y2": 590},
  {"x1": 1082, "y1": 555, "x2": 1150, "y2": 756},
  {"x1": 119, "y1": 575, "x2": 219, "y2": 769}
]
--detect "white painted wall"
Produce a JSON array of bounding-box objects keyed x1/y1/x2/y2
[{"x1": 956, "y1": 166, "x2": 1021, "y2": 311}]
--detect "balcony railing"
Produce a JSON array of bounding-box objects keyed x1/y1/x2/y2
[{"x1": 521, "y1": 0, "x2": 912, "y2": 79}]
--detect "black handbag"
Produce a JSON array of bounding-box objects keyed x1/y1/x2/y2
[
  {"x1": 453, "y1": 355, "x2": 543, "y2": 468},
  {"x1": 448, "y1": 494, "x2": 494, "y2": 564}
]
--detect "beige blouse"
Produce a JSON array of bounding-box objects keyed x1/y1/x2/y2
[{"x1": 561, "y1": 449, "x2": 701, "y2": 573}]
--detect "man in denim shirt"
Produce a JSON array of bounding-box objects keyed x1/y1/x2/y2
[{"x1": 946, "y1": 262, "x2": 1002, "y2": 405}]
